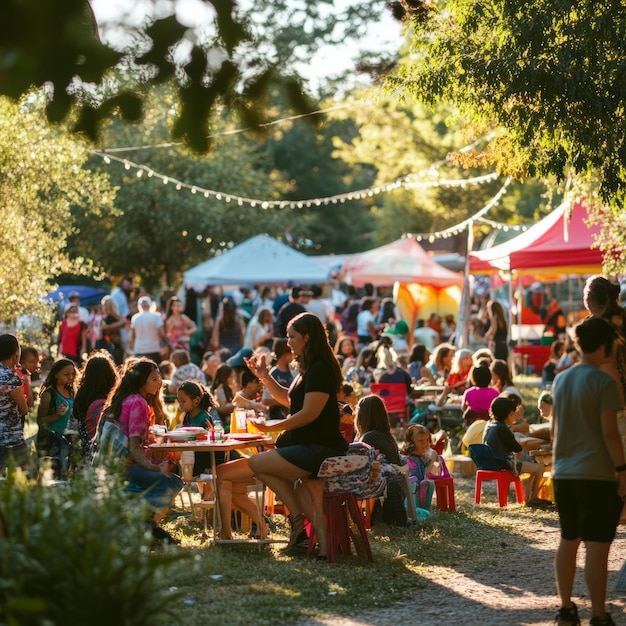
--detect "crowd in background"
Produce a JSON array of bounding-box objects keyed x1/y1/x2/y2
[{"x1": 1, "y1": 274, "x2": 625, "y2": 618}]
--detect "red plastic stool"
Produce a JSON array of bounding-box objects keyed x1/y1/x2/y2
[
  {"x1": 427, "y1": 457, "x2": 456, "y2": 512},
  {"x1": 432, "y1": 477, "x2": 456, "y2": 512},
  {"x1": 307, "y1": 491, "x2": 373, "y2": 563},
  {"x1": 475, "y1": 470, "x2": 524, "y2": 507},
  {"x1": 358, "y1": 497, "x2": 377, "y2": 530}
]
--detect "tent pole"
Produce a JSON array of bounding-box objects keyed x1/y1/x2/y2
[
  {"x1": 509, "y1": 273, "x2": 523, "y2": 346},
  {"x1": 456, "y1": 220, "x2": 474, "y2": 349}
]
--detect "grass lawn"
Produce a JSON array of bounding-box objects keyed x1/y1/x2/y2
[{"x1": 159, "y1": 475, "x2": 559, "y2": 625}]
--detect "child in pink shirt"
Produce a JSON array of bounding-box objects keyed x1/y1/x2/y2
[{"x1": 461, "y1": 364, "x2": 499, "y2": 425}]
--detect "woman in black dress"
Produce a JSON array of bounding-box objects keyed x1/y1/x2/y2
[
  {"x1": 246, "y1": 313, "x2": 347, "y2": 559},
  {"x1": 484, "y1": 300, "x2": 509, "y2": 361}
]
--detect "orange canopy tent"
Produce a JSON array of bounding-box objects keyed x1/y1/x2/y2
[
  {"x1": 469, "y1": 202, "x2": 603, "y2": 274},
  {"x1": 341, "y1": 237, "x2": 464, "y2": 340},
  {"x1": 394, "y1": 283, "x2": 463, "y2": 338}
]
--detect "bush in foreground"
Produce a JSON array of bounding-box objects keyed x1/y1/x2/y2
[{"x1": 0, "y1": 466, "x2": 185, "y2": 626}]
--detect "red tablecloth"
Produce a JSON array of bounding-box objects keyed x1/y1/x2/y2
[{"x1": 513, "y1": 345, "x2": 551, "y2": 375}]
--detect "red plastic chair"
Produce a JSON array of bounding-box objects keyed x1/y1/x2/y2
[
  {"x1": 370, "y1": 383, "x2": 407, "y2": 417},
  {"x1": 370, "y1": 383, "x2": 408, "y2": 438},
  {"x1": 427, "y1": 457, "x2": 456, "y2": 512},
  {"x1": 474, "y1": 470, "x2": 524, "y2": 507},
  {"x1": 469, "y1": 444, "x2": 524, "y2": 507}
]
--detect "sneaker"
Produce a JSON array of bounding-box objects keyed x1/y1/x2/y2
[
  {"x1": 589, "y1": 614, "x2": 615, "y2": 626},
  {"x1": 554, "y1": 602, "x2": 580, "y2": 625}
]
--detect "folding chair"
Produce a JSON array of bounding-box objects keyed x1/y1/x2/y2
[{"x1": 370, "y1": 383, "x2": 408, "y2": 438}]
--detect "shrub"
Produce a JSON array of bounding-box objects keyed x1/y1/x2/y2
[{"x1": 0, "y1": 466, "x2": 186, "y2": 626}]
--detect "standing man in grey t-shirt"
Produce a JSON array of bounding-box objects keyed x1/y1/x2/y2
[
  {"x1": 129, "y1": 296, "x2": 166, "y2": 363},
  {"x1": 551, "y1": 317, "x2": 626, "y2": 626}
]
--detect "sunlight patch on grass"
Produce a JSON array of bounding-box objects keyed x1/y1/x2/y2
[{"x1": 159, "y1": 484, "x2": 561, "y2": 625}]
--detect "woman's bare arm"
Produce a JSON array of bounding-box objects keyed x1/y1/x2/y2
[
  {"x1": 253, "y1": 391, "x2": 329, "y2": 433},
  {"x1": 245, "y1": 353, "x2": 290, "y2": 407},
  {"x1": 128, "y1": 436, "x2": 162, "y2": 471}
]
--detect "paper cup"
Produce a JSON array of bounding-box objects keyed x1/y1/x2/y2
[{"x1": 181, "y1": 463, "x2": 193, "y2": 482}]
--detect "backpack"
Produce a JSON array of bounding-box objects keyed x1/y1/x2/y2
[
  {"x1": 90, "y1": 412, "x2": 129, "y2": 467},
  {"x1": 317, "y1": 441, "x2": 386, "y2": 499}
]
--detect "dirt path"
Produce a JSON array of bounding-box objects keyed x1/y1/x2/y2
[{"x1": 295, "y1": 523, "x2": 626, "y2": 626}]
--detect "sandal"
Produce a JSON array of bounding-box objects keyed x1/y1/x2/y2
[
  {"x1": 554, "y1": 602, "x2": 580, "y2": 625},
  {"x1": 279, "y1": 513, "x2": 306, "y2": 552}
]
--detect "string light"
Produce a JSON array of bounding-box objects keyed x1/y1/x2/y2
[
  {"x1": 407, "y1": 177, "x2": 513, "y2": 241},
  {"x1": 168, "y1": 179, "x2": 520, "y2": 252},
  {"x1": 476, "y1": 216, "x2": 529, "y2": 232},
  {"x1": 93, "y1": 127, "x2": 514, "y2": 246},
  {"x1": 98, "y1": 104, "x2": 352, "y2": 154},
  {"x1": 91, "y1": 149, "x2": 501, "y2": 209}
]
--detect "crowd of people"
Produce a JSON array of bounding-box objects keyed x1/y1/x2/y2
[{"x1": 1, "y1": 274, "x2": 625, "y2": 614}]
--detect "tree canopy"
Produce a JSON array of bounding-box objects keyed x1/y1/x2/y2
[
  {"x1": 389, "y1": 0, "x2": 626, "y2": 271},
  {"x1": 0, "y1": 95, "x2": 115, "y2": 336},
  {"x1": 71, "y1": 83, "x2": 289, "y2": 291},
  {"x1": 329, "y1": 92, "x2": 554, "y2": 248},
  {"x1": 68, "y1": 82, "x2": 376, "y2": 290},
  {"x1": 0, "y1": 0, "x2": 397, "y2": 153}
]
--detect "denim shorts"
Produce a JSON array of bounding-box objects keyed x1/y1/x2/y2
[
  {"x1": 125, "y1": 464, "x2": 184, "y2": 510},
  {"x1": 276, "y1": 444, "x2": 345, "y2": 477},
  {"x1": 554, "y1": 478, "x2": 623, "y2": 542}
]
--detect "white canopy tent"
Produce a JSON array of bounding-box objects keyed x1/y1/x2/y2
[{"x1": 183, "y1": 234, "x2": 330, "y2": 288}]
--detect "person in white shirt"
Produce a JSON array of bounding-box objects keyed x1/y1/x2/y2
[
  {"x1": 110, "y1": 277, "x2": 132, "y2": 350},
  {"x1": 129, "y1": 296, "x2": 166, "y2": 363},
  {"x1": 65, "y1": 292, "x2": 90, "y2": 325},
  {"x1": 305, "y1": 285, "x2": 334, "y2": 325},
  {"x1": 413, "y1": 319, "x2": 439, "y2": 351},
  {"x1": 356, "y1": 297, "x2": 380, "y2": 348}
]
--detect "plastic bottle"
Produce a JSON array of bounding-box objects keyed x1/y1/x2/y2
[{"x1": 214, "y1": 422, "x2": 224, "y2": 443}]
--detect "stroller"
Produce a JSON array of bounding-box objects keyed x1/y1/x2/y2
[{"x1": 36, "y1": 429, "x2": 71, "y2": 479}]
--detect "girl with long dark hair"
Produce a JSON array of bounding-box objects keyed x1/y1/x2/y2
[
  {"x1": 102, "y1": 358, "x2": 182, "y2": 529},
  {"x1": 73, "y1": 351, "x2": 119, "y2": 453}
]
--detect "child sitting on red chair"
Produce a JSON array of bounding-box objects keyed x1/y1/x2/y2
[
  {"x1": 483, "y1": 395, "x2": 545, "y2": 506},
  {"x1": 400, "y1": 424, "x2": 439, "y2": 511}
]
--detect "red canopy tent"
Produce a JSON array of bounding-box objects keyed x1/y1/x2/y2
[
  {"x1": 470, "y1": 202, "x2": 604, "y2": 370},
  {"x1": 469, "y1": 202, "x2": 603, "y2": 274},
  {"x1": 341, "y1": 237, "x2": 463, "y2": 288}
]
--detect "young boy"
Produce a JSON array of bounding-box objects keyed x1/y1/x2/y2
[
  {"x1": 483, "y1": 395, "x2": 545, "y2": 503},
  {"x1": 233, "y1": 369, "x2": 266, "y2": 414},
  {"x1": 18, "y1": 346, "x2": 40, "y2": 410},
  {"x1": 0, "y1": 334, "x2": 29, "y2": 471},
  {"x1": 261, "y1": 338, "x2": 294, "y2": 420},
  {"x1": 551, "y1": 317, "x2": 626, "y2": 626}
]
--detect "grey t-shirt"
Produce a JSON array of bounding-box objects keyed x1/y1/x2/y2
[{"x1": 552, "y1": 363, "x2": 623, "y2": 481}]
